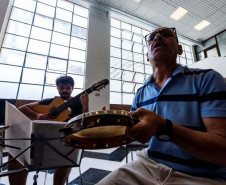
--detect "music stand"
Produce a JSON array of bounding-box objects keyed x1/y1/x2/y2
[{"x1": 1, "y1": 102, "x2": 84, "y2": 184}]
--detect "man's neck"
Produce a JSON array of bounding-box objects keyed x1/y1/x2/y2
[{"x1": 151, "y1": 62, "x2": 177, "y2": 88}]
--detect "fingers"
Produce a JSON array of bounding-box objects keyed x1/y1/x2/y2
[{"x1": 130, "y1": 108, "x2": 152, "y2": 118}]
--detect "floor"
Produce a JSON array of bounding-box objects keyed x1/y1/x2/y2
[{"x1": 0, "y1": 146, "x2": 140, "y2": 185}]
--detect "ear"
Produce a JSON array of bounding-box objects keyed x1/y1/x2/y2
[
  {"x1": 177, "y1": 44, "x2": 183, "y2": 55},
  {"x1": 146, "y1": 52, "x2": 149, "y2": 61}
]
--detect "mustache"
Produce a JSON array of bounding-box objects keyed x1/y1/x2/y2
[{"x1": 61, "y1": 92, "x2": 70, "y2": 96}]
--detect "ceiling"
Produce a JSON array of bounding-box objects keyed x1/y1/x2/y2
[{"x1": 89, "y1": 0, "x2": 226, "y2": 43}]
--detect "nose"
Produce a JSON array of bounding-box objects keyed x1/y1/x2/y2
[{"x1": 153, "y1": 33, "x2": 163, "y2": 41}]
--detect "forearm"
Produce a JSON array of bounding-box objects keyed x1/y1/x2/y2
[
  {"x1": 18, "y1": 105, "x2": 38, "y2": 120},
  {"x1": 172, "y1": 123, "x2": 226, "y2": 167},
  {"x1": 82, "y1": 105, "x2": 89, "y2": 113}
]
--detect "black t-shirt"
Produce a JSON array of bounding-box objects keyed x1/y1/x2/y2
[{"x1": 38, "y1": 97, "x2": 83, "y2": 120}]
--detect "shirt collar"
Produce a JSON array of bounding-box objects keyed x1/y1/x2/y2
[{"x1": 144, "y1": 64, "x2": 186, "y2": 85}]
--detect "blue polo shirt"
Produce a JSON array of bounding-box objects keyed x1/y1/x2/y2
[{"x1": 131, "y1": 64, "x2": 226, "y2": 180}]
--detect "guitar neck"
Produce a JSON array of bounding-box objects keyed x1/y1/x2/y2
[{"x1": 57, "y1": 87, "x2": 93, "y2": 113}]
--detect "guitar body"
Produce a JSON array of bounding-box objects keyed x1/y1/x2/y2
[{"x1": 32, "y1": 97, "x2": 69, "y2": 121}]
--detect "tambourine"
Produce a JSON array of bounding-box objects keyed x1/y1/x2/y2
[{"x1": 60, "y1": 110, "x2": 139, "y2": 149}]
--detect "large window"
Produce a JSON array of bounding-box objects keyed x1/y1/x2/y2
[
  {"x1": 110, "y1": 18, "x2": 194, "y2": 105},
  {"x1": 0, "y1": 0, "x2": 89, "y2": 100},
  {"x1": 110, "y1": 18, "x2": 152, "y2": 105}
]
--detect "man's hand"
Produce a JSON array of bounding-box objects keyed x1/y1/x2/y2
[
  {"x1": 80, "y1": 92, "x2": 89, "y2": 113},
  {"x1": 128, "y1": 108, "x2": 165, "y2": 143},
  {"x1": 36, "y1": 113, "x2": 49, "y2": 120}
]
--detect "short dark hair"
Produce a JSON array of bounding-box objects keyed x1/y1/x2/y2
[{"x1": 56, "y1": 76, "x2": 74, "y2": 88}]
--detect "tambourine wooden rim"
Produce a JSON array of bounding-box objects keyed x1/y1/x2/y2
[{"x1": 60, "y1": 110, "x2": 138, "y2": 149}]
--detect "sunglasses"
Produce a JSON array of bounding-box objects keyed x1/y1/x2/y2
[{"x1": 145, "y1": 28, "x2": 178, "y2": 45}]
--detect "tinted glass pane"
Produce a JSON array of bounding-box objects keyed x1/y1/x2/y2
[
  {"x1": 134, "y1": 73, "x2": 144, "y2": 83},
  {"x1": 25, "y1": 53, "x2": 47, "y2": 69},
  {"x1": 74, "y1": 5, "x2": 88, "y2": 18},
  {"x1": 3, "y1": 34, "x2": 28, "y2": 51},
  {"x1": 50, "y1": 44, "x2": 69, "y2": 59},
  {"x1": 0, "y1": 82, "x2": 18, "y2": 99},
  {"x1": 70, "y1": 74, "x2": 84, "y2": 89},
  {"x1": 68, "y1": 61, "x2": 85, "y2": 75},
  {"x1": 110, "y1": 68, "x2": 122, "y2": 80},
  {"x1": 69, "y1": 48, "x2": 86, "y2": 62},
  {"x1": 122, "y1": 82, "x2": 135, "y2": 93},
  {"x1": 30, "y1": 26, "x2": 52, "y2": 42},
  {"x1": 122, "y1": 93, "x2": 134, "y2": 105},
  {"x1": 56, "y1": 8, "x2": 72, "y2": 22},
  {"x1": 110, "y1": 92, "x2": 121, "y2": 104},
  {"x1": 48, "y1": 58, "x2": 67, "y2": 72},
  {"x1": 28, "y1": 39, "x2": 50, "y2": 55},
  {"x1": 70, "y1": 37, "x2": 86, "y2": 50},
  {"x1": 0, "y1": 64, "x2": 22, "y2": 82},
  {"x1": 121, "y1": 22, "x2": 131, "y2": 31},
  {"x1": 36, "y1": 2, "x2": 55, "y2": 18},
  {"x1": 10, "y1": 7, "x2": 34, "y2": 24},
  {"x1": 43, "y1": 86, "x2": 58, "y2": 99},
  {"x1": 110, "y1": 57, "x2": 121, "y2": 69},
  {"x1": 111, "y1": 37, "x2": 121, "y2": 48},
  {"x1": 73, "y1": 15, "x2": 88, "y2": 28},
  {"x1": 7, "y1": 20, "x2": 31, "y2": 37},
  {"x1": 122, "y1": 50, "x2": 132, "y2": 60},
  {"x1": 54, "y1": 19, "x2": 71, "y2": 35},
  {"x1": 72, "y1": 25, "x2": 87, "y2": 39},
  {"x1": 52, "y1": 32, "x2": 70, "y2": 46},
  {"x1": 14, "y1": 0, "x2": 36, "y2": 12},
  {"x1": 45, "y1": 72, "x2": 63, "y2": 85},
  {"x1": 0, "y1": 48, "x2": 25, "y2": 66},
  {"x1": 111, "y1": 27, "x2": 121, "y2": 38},
  {"x1": 134, "y1": 63, "x2": 144, "y2": 73},
  {"x1": 57, "y1": 0, "x2": 74, "y2": 11},
  {"x1": 34, "y1": 14, "x2": 53, "y2": 30},
  {"x1": 111, "y1": 47, "x2": 121, "y2": 58},
  {"x1": 18, "y1": 84, "x2": 42, "y2": 100},
  {"x1": 38, "y1": 0, "x2": 57, "y2": 6},
  {"x1": 111, "y1": 18, "x2": 120, "y2": 29},
  {"x1": 22, "y1": 68, "x2": 45, "y2": 84},
  {"x1": 122, "y1": 71, "x2": 134, "y2": 81},
  {"x1": 122, "y1": 60, "x2": 133, "y2": 71},
  {"x1": 110, "y1": 80, "x2": 121, "y2": 92}
]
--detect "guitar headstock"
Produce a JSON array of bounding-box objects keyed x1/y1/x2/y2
[{"x1": 91, "y1": 79, "x2": 109, "y2": 91}]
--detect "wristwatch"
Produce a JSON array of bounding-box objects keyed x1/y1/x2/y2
[{"x1": 156, "y1": 119, "x2": 174, "y2": 142}]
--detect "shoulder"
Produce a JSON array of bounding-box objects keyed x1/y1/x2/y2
[
  {"x1": 38, "y1": 97, "x2": 55, "y2": 105},
  {"x1": 184, "y1": 67, "x2": 213, "y2": 76}
]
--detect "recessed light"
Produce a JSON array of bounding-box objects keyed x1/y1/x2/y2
[
  {"x1": 133, "y1": 0, "x2": 141, "y2": 2},
  {"x1": 194, "y1": 20, "x2": 211, "y2": 31},
  {"x1": 170, "y1": 7, "x2": 188, "y2": 21}
]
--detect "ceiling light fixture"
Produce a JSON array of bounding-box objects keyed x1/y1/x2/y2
[
  {"x1": 133, "y1": 0, "x2": 141, "y2": 2},
  {"x1": 194, "y1": 20, "x2": 211, "y2": 31},
  {"x1": 170, "y1": 7, "x2": 188, "y2": 21}
]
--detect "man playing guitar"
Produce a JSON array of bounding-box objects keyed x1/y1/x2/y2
[{"x1": 8, "y1": 75, "x2": 89, "y2": 185}]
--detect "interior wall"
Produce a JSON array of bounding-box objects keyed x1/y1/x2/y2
[
  {"x1": 0, "y1": 0, "x2": 12, "y2": 48},
  {"x1": 85, "y1": 7, "x2": 110, "y2": 111}
]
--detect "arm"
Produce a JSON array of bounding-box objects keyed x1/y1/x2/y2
[
  {"x1": 129, "y1": 108, "x2": 226, "y2": 167},
  {"x1": 80, "y1": 92, "x2": 89, "y2": 113},
  {"x1": 19, "y1": 102, "x2": 48, "y2": 120},
  {"x1": 172, "y1": 117, "x2": 226, "y2": 167}
]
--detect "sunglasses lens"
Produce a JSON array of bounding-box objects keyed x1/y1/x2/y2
[{"x1": 145, "y1": 28, "x2": 176, "y2": 44}]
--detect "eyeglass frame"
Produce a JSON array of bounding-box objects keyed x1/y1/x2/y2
[{"x1": 144, "y1": 27, "x2": 178, "y2": 46}]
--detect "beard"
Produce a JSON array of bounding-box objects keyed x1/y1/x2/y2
[{"x1": 60, "y1": 92, "x2": 70, "y2": 100}]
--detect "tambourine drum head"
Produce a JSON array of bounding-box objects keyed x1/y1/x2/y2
[{"x1": 62, "y1": 110, "x2": 137, "y2": 149}]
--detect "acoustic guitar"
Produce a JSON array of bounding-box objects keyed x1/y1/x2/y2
[{"x1": 32, "y1": 79, "x2": 109, "y2": 121}]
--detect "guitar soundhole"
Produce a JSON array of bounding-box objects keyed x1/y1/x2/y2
[{"x1": 49, "y1": 107, "x2": 59, "y2": 119}]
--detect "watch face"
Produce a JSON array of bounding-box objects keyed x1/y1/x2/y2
[{"x1": 158, "y1": 134, "x2": 170, "y2": 141}]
